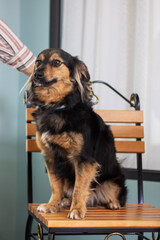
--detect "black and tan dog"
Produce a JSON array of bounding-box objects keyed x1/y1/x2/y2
[{"x1": 27, "y1": 48, "x2": 127, "y2": 219}]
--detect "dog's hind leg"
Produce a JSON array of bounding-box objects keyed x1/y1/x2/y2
[
  {"x1": 68, "y1": 161, "x2": 99, "y2": 219},
  {"x1": 93, "y1": 181, "x2": 122, "y2": 210},
  {"x1": 61, "y1": 179, "x2": 74, "y2": 208},
  {"x1": 61, "y1": 198, "x2": 72, "y2": 208}
]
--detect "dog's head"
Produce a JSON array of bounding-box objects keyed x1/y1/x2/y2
[{"x1": 27, "y1": 49, "x2": 92, "y2": 107}]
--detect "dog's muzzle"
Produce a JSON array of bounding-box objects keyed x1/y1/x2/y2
[
  {"x1": 33, "y1": 71, "x2": 58, "y2": 87},
  {"x1": 34, "y1": 70, "x2": 44, "y2": 79},
  {"x1": 33, "y1": 70, "x2": 44, "y2": 86}
]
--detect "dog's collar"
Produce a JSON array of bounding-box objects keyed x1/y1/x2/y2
[
  {"x1": 55, "y1": 105, "x2": 66, "y2": 110},
  {"x1": 35, "y1": 104, "x2": 67, "y2": 111}
]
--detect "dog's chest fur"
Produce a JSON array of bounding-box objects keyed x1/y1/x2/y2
[
  {"x1": 32, "y1": 106, "x2": 91, "y2": 181},
  {"x1": 33, "y1": 107, "x2": 66, "y2": 133},
  {"x1": 33, "y1": 107, "x2": 86, "y2": 160}
]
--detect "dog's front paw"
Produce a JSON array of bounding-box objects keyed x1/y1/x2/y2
[
  {"x1": 68, "y1": 207, "x2": 86, "y2": 219},
  {"x1": 37, "y1": 203, "x2": 60, "y2": 213}
]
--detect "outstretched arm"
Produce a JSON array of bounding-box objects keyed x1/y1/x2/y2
[{"x1": 0, "y1": 18, "x2": 36, "y2": 76}]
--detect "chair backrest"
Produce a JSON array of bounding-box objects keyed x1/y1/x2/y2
[
  {"x1": 26, "y1": 108, "x2": 144, "y2": 154},
  {"x1": 26, "y1": 108, "x2": 144, "y2": 204}
]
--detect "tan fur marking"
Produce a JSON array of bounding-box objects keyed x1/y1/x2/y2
[
  {"x1": 44, "y1": 53, "x2": 69, "y2": 82},
  {"x1": 35, "y1": 79, "x2": 73, "y2": 104},
  {"x1": 36, "y1": 131, "x2": 52, "y2": 160},
  {"x1": 63, "y1": 179, "x2": 73, "y2": 198},
  {"x1": 73, "y1": 66, "x2": 84, "y2": 98},
  {"x1": 36, "y1": 130, "x2": 64, "y2": 213},
  {"x1": 41, "y1": 131, "x2": 84, "y2": 156},
  {"x1": 49, "y1": 53, "x2": 63, "y2": 62},
  {"x1": 73, "y1": 62, "x2": 89, "y2": 101},
  {"x1": 44, "y1": 63, "x2": 70, "y2": 82},
  {"x1": 34, "y1": 52, "x2": 72, "y2": 104},
  {"x1": 38, "y1": 53, "x2": 45, "y2": 61},
  {"x1": 68, "y1": 162, "x2": 99, "y2": 219},
  {"x1": 38, "y1": 165, "x2": 64, "y2": 213},
  {"x1": 47, "y1": 166, "x2": 64, "y2": 205}
]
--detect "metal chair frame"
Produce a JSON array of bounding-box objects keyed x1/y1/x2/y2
[{"x1": 25, "y1": 82, "x2": 160, "y2": 240}]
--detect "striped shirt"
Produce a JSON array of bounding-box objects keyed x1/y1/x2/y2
[{"x1": 0, "y1": 18, "x2": 36, "y2": 71}]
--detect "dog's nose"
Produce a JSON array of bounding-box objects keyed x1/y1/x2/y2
[{"x1": 34, "y1": 71, "x2": 44, "y2": 79}]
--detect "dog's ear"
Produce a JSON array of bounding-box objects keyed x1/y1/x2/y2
[{"x1": 73, "y1": 58, "x2": 91, "y2": 102}]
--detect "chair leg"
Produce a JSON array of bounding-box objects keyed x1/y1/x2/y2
[
  {"x1": 25, "y1": 214, "x2": 33, "y2": 240},
  {"x1": 138, "y1": 232, "x2": 144, "y2": 240},
  {"x1": 48, "y1": 233, "x2": 55, "y2": 240},
  {"x1": 154, "y1": 232, "x2": 160, "y2": 240}
]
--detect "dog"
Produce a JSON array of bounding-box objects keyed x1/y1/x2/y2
[{"x1": 27, "y1": 48, "x2": 127, "y2": 219}]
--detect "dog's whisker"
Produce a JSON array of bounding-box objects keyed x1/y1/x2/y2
[{"x1": 19, "y1": 73, "x2": 33, "y2": 95}]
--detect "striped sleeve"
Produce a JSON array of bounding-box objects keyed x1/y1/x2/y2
[{"x1": 0, "y1": 18, "x2": 36, "y2": 71}]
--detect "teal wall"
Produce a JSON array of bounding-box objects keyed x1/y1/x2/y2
[
  {"x1": 0, "y1": 1, "x2": 21, "y2": 240},
  {"x1": 0, "y1": 1, "x2": 50, "y2": 239},
  {"x1": 0, "y1": 1, "x2": 160, "y2": 240}
]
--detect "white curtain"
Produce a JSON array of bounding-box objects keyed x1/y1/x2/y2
[{"x1": 61, "y1": 0, "x2": 160, "y2": 171}]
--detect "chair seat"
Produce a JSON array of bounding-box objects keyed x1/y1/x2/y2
[{"x1": 28, "y1": 203, "x2": 160, "y2": 229}]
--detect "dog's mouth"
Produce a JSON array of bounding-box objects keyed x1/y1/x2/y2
[{"x1": 33, "y1": 78, "x2": 58, "y2": 87}]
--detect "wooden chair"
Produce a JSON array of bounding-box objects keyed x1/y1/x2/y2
[{"x1": 25, "y1": 93, "x2": 160, "y2": 240}]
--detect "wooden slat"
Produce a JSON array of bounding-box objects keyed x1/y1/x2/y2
[
  {"x1": 27, "y1": 139, "x2": 40, "y2": 152},
  {"x1": 28, "y1": 203, "x2": 160, "y2": 228},
  {"x1": 95, "y1": 110, "x2": 143, "y2": 123},
  {"x1": 115, "y1": 141, "x2": 145, "y2": 153},
  {"x1": 27, "y1": 139, "x2": 145, "y2": 153},
  {"x1": 27, "y1": 123, "x2": 36, "y2": 137},
  {"x1": 26, "y1": 108, "x2": 36, "y2": 122},
  {"x1": 26, "y1": 108, "x2": 143, "y2": 124},
  {"x1": 26, "y1": 124, "x2": 144, "y2": 139},
  {"x1": 110, "y1": 125, "x2": 144, "y2": 138}
]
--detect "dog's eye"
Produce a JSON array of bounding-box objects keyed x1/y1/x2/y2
[
  {"x1": 51, "y1": 59, "x2": 62, "y2": 68},
  {"x1": 35, "y1": 60, "x2": 42, "y2": 67}
]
